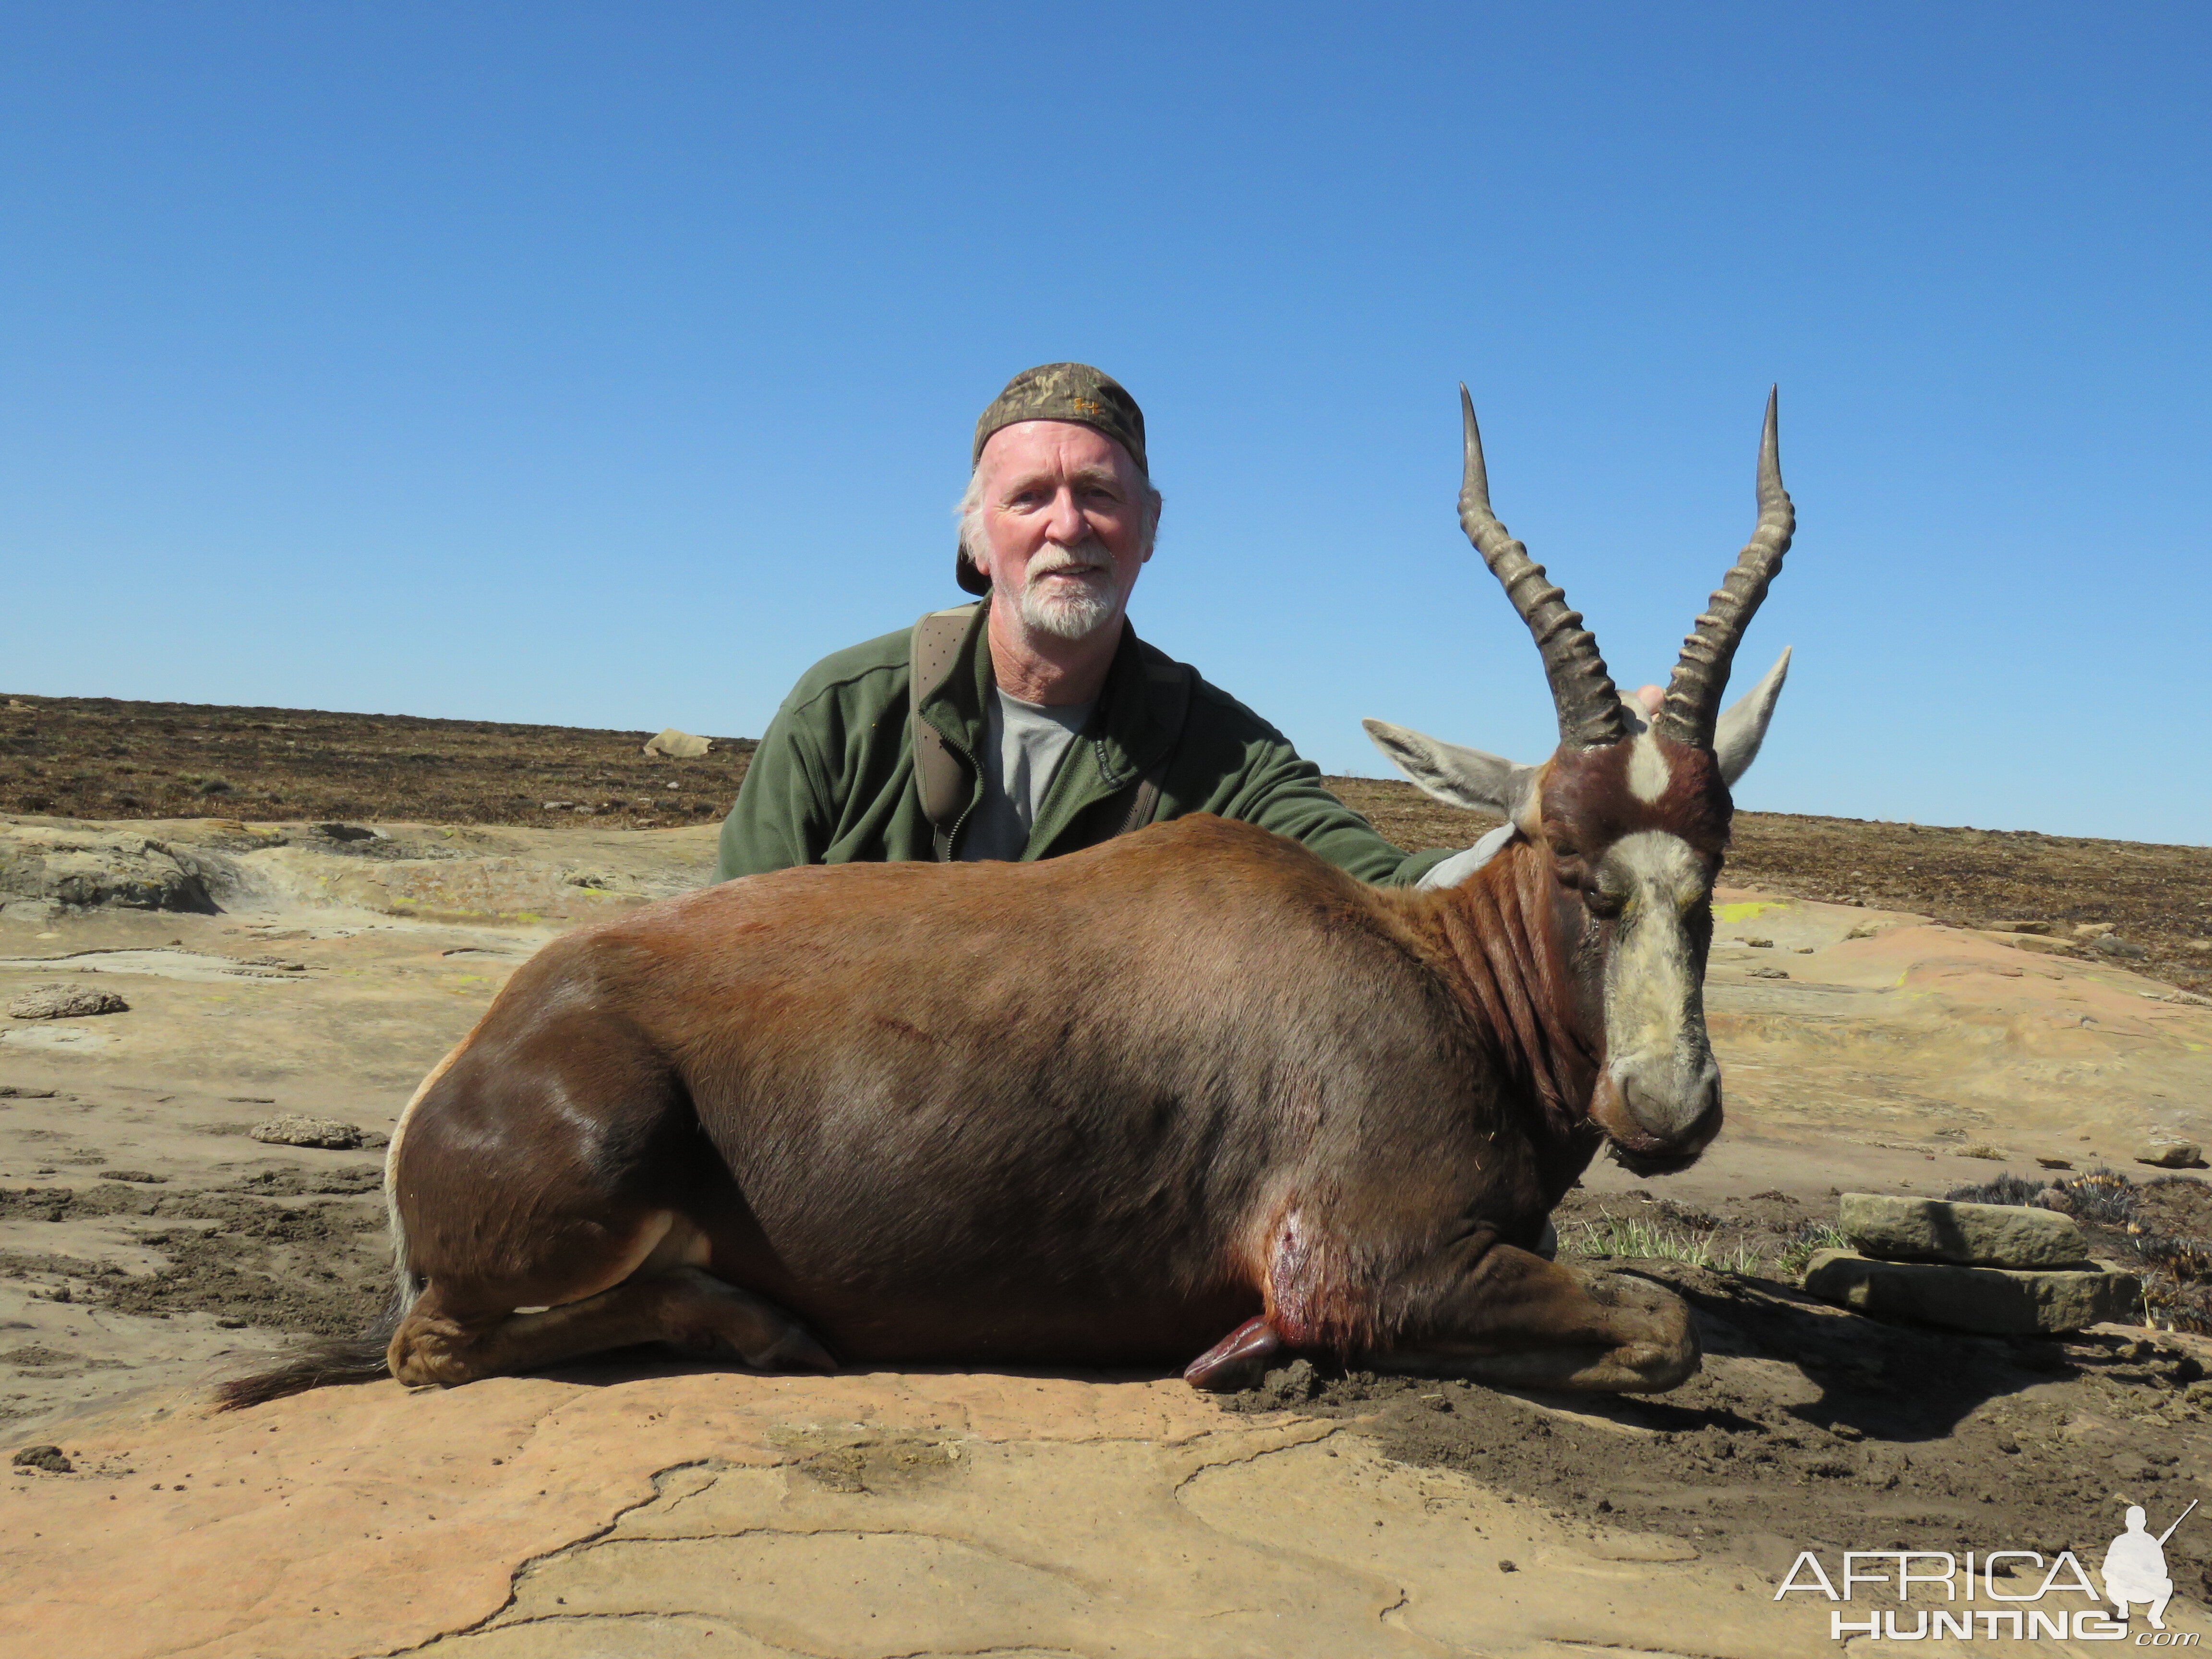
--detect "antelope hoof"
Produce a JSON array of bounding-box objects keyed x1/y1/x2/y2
[
  {"x1": 750, "y1": 1324, "x2": 839, "y2": 1374},
  {"x1": 1368, "y1": 1271, "x2": 1701, "y2": 1394},
  {"x1": 1491, "y1": 1273, "x2": 1700, "y2": 1393},
  {"x1": 666, "y1": 1268, "x2": 839, "y2": 1373},
  {"x1": 1183, "y1": 1316, "x2": 1284, "y2": 1392}
]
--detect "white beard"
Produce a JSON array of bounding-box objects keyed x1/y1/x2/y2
[{"x1": 1013, "y1": 541, "x2": 1121, "y2": 640}]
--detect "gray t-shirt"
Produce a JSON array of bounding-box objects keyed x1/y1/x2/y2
[{"x1": 960, "y1": 689, "x2": 1095, "y2": 862}]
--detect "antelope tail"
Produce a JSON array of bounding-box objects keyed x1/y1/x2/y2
[{"x1": 211, "y1": 1220, "x2": 416, "y2": 1411}]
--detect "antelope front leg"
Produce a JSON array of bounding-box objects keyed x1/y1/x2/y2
[
  {"x1": 1368, "y1": 1241, "x2": 1699, "y2": 1392},
  {"x1": 390, "y1": 1265, "x2": 837, "y2": 1388}
]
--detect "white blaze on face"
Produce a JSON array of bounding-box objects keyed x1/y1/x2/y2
[
  {"x1": 1627, "y1": 731, "x2": 1672, "y2": 804},
  {"x1": 1597, "y1": 830, "x2": 1719, "y2": 1138}
]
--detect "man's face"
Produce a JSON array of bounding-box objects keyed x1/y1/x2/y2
[{"x1": 966, "y1": 421, "x2": 1153, "y2": 641}]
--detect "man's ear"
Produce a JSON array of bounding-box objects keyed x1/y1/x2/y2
[{"x1": 1362, "y1": 719, "x2": 1539, "y2": 820}]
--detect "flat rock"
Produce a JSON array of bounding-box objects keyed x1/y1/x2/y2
[
  {"x1": 2137, "y1": 1140, "x2": 2206, "y2": 1168},
  {"x1": 1, "y1": 1370, "x2": 1838, "y2": 1659},
  {"x1": 1804, "y1": 1248, "x2": 2140, "y2": 1334},
  {"x1": 6, "y1": 984, "x2": 129, "y2": 1020},
  {"x1": 248, "y1": 1115, "x2": 386, "y2": 1151},
  {"x1": 1838, "y1": 1191, "x2": 2088, "y2": 1268}
]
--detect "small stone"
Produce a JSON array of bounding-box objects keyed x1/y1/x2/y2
[
  {"x1": 1846, "y1": 924, "x2": 1878, "y2": 939},
  {"x1": 2035, "y1": 1157, "x2": 2073, "y2": 1171},
  {"x1": 2093, "y1": 936, "x2": 2150, "y2": 960},
  {"x1": 1839, "y1": 1193, "x2": 2090, "y2": 1268},
  {"x1": 1804, "y1": 1250, "x2": 2140, "y2": 1334},
  {"x1": 1957, "y1": 1143, "x2": 2004, "y2": 1161},
  {"x1": 6, "y1": 985, "x2": 129, "y2": 1020},
  {"x1": 2136, "y1": 1141, "x2": 2205, "y2": 1169},
  {"x1": 1744, "y1": 938, "x2": 1775, "y2": 949},
  {"x1": 540, "y1": 801, "x2": 574, "y2": 811},
  {"x1": 2074, "y1": 923, "x2": 2117, "y2": 940},
  {"x1": 1747, "y1": 966, "x2": 1790, "y2": 979},
  {"x1": 215, "y1": 1316, "x2": 247, "y2": 1329},
  {"x1": 247, "y1": 1115, "x2": 386, "y2": 1151},
  {"x1": 1498, "y1": 1559, "x2": 1518, "y2": 1573},
  {"x1": 0, "y1": 1087, "x2": 57, "y2": 1098},
  {"x1": 12, "y1": 1444, "x2": 70, "y2": 1473},
  {"x1": 1997, "y1": 921, "x2": 2053, "y2": 936},
  {"x1": 1794, "y1": 947, "x2": 1815, "y2": 954},
  {"x1": 97, "y1": 1170, "x2": 167, "y2": 1184}
]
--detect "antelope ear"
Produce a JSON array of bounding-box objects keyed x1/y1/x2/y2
[
  {"x1": 1712, "y1": 647, "x2": 1791, "y2": 786},
  {"x1": 1362, "y1": 719, "x2": 1538, "y2": 818}
]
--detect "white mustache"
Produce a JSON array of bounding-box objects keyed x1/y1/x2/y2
[{"x1": 1024, "y1": 542, "x2": 1110, "y2": 584}]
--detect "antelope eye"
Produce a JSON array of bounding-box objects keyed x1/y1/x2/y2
[{"x1": 1585, "y1": 887, "x2": 1627, "y2": 918}]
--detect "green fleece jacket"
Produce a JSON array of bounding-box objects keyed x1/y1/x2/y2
[{"x1": 715, "y1": 601, "x2": 1452, "y2": 886}]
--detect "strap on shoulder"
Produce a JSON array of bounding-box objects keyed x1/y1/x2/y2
[
  {"x1": 1119, "y1": 654, "x2": 1192, "y2": 836},
  {"x1": 911, "y1": 605, "x2": 979, "y2": 860}
]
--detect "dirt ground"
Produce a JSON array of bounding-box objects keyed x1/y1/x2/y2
[{"x1": 1233, "y1": 1184, "x2": 2212, "y2": 1606}]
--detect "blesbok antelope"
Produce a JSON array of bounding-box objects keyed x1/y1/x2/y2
[{"x1": 222, "y1": 386, "x2": 1795, "y2": 1408}]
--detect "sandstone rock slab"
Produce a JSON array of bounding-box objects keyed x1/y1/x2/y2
[
  {"x1": 0, "y1": 1369, "x2": 1848, "y2": 1659},
  {"x1": 2137, "y1": 1141, "x2": 2206, "y2": 1169},
  {"x1": 1838, "y1": 1191, "x2": 2088, "y2": 1268},
  {"x1": 6, "y1": 983, "x2": 129, "y2": 1020},
  {"x1": 248, "y1": 1114, "x2": 386, "y2": 1150},
  {"x1": 1804, "y1": 1248, "x2": 2140, "y2": 1334}
]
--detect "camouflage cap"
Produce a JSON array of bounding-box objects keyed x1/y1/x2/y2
[{"x1": 956, "y1": 363, "x2": 1148, "y2": 594}]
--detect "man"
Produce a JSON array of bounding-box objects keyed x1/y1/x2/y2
[{"x1": 716, "y1": 362, "x2": 1457, "y2": 885}]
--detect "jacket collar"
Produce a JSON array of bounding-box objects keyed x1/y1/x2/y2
[{"x1": 916, "y1": 599, "x2": 1180, "y2": 792}]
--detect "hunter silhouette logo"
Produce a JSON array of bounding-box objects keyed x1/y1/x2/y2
[
  {"x1": 2104, "y1": 1501, "x2": 2195, "y2": 1631},
  {"x1": 1775, "y1": 1499, "x2": 2201, "y2": 1643}
]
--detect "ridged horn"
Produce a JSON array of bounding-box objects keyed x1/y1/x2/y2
[
  {"x1": 1458, "y1": 385, "x2": 1627, "y2": 751},
  {"x1": 1652, "y1": 387, "x2": 1795, "y2": 749}
]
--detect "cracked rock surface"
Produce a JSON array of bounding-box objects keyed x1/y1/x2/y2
[{"x1": 4, "y1": 1367, "x2": 1859, "y2": 1659}]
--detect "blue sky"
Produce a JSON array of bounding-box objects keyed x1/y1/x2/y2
[{"x1": 4, "y1": 4, "x2": 2207, "y2": 844}]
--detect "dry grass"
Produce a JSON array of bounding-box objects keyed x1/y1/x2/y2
[{"x1": 0, "y1": 693, "x2": 751, "y2": 832}]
